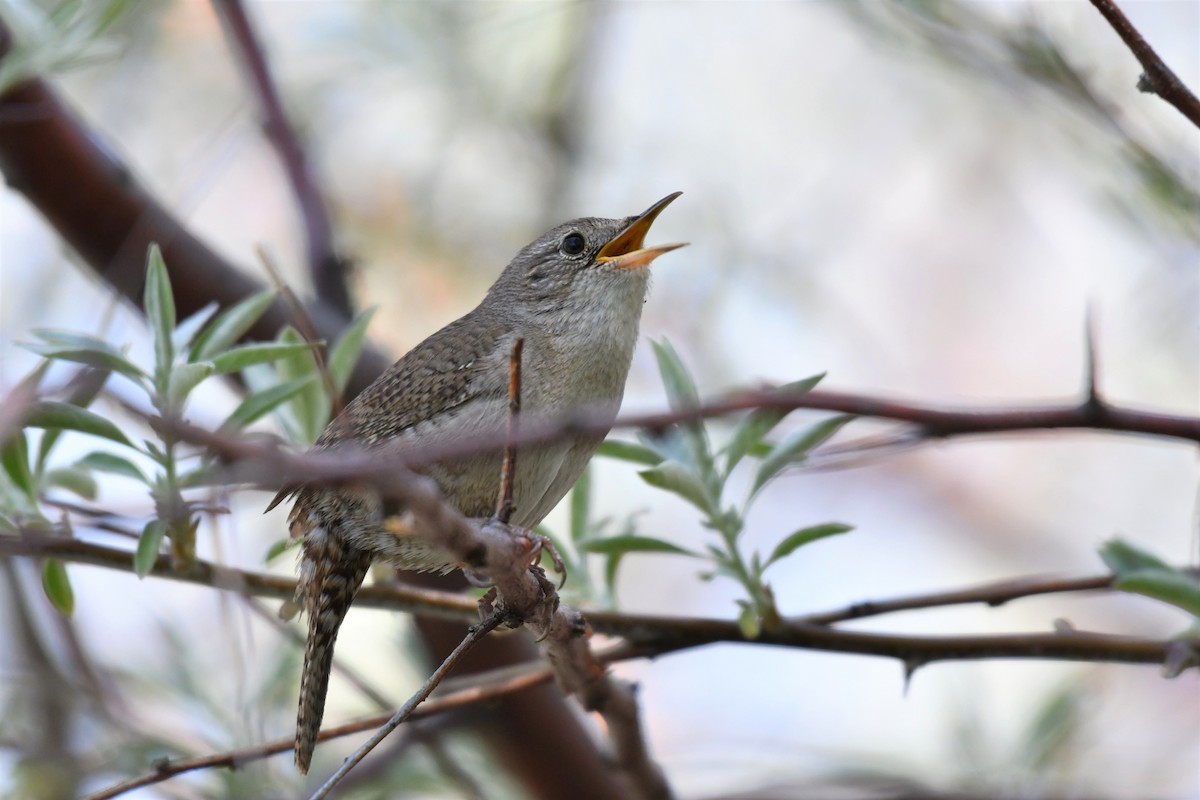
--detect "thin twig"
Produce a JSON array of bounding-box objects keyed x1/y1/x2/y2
[
  {"x1": 793, "y1": 572, "x2": 1117, "y2": 625},
  {"x1": 495, "y1": 337, "x2": 524, "y2": 523},
  {"x1": 81, "y1": 651, "x2": 550, "y2": 800},
  {"x1": 307, "y1": 613, "x2": 504, "y2": 800},
  {"x1": 1083, "y1": 305, "x2": 1100, "y2": 408},
  {"x1": 256, "y1": 244, "x2": 346, "y2": 417},
  {"x1": 1086, "y1": 0, "x2": 1200, "y2": 128},
  {"x1": 211, "y1": 0, "x2": 354, "y2": 317}
]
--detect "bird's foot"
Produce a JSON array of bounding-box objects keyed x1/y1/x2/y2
[{"x1": 521, "y1": 531, "x2": 567, "y2": 588}]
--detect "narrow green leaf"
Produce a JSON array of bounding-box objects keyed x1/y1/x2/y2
[
  {"x1": 569, "y1": 466, "x2": 591, "y2": 544},
  {"x1": 144, "y1": 244, "x2": 176, "y2": 381},
  {"x1": 264, "y1": 537, "x2": 299, "y2": 563},
  {"x1": 77, "y1": 451, "x2": 147, "y2": 483},
  {"x1": 595, "y1": 439, "x2": 664, "y2": 467},
  {"x1": 36, "y1": 365, "x2": 110, "y2": 475},
  {"x1": 166, "y1": 361, "x2": 215, "y2": 410},
  {"x1": 1, "y1": 431, "x2": 35, "y2": 498},
  {"x1": 23, "y1": 401, "x2": 133, "y2": 448},
  {"x1": 577, "y1": 534, "x2": 699, "y2": 557},
  {"x1": 764, "y1": 522, "x2": 853, "y2": 569},
  {"x1": 651, "y1": 338, "x2": 701, "y2": 409},
  {"x1": 22, "y1": 338, "x2": 146, "y2": 384},
  {"x1": 1114, "y1": 569, "x2": 1200, "y2": 618},
  {"x1": 638, "y1": 461, "x2": 717, "y2": 516},
  {"x1": 1020, "y1": 682, "x2": 1084, "y2": 771},
  {"x1": 191, "y1": 289, "x2": 278, "y2": 362},
  {"x1": 749, "y1": 414, "x2": 853, "y2": 499},
  {"x1": 208, "y1": 340, "x2": 316, "y2": 374},
  {"x1": 604, "y1": 552, "x2": 624, "y2": 597},
  {"x1": 650, "y1": 339, "x2": 713, "y2": 474},
  {"x1": 135, "y1": 519, "x2": 167, "y2": 578},
  {"x1": 724, "y1": 374, "x2": 826, "y2": 476},
  {"x1": 210, "y1": 342, "x2": 317, "y2": 374},
  {"x1": 43, "y1": 467, "x2": 98, "y2": 500},
  {"x1": 329, "y1": 307, "x2": 377, "y2": 394},
  {"x1": 1099, "y1": 537, "x2": 1171, "y2": 575},
  {"x1": 221, "y1": 376, "x2": 317, "y2": 430},
  {"x1": 276, "y1": 326, "x2": 330, "y2": 445},
  {"x1": 41, "y1": 559, "x2": 74, "y2": 616},
  {"x1": 171, "y1": 301, "x2": 219, "y2": 353}
]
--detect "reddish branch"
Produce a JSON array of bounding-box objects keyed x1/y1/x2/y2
[
  {"x1": 1087, "y1": 0, "x2": 1200, "y2": 128},
  {"x1": 82, "y1": 663, "x2": 555, "y2": 800},
  {"x1": 495, "y1": 338, "x2": 524, "y2": 522}
]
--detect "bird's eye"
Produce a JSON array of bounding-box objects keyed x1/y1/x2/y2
[{"x1": 561, "y1": 232, "x2": 586, "y2": 256}]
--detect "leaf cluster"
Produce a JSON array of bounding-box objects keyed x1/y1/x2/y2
[
  {"x1": 560, "y1": 339, "x2": 854, "y2": 636},
  {"x1": 0, "y1": 245, "x2": 373, "y2": 614}
]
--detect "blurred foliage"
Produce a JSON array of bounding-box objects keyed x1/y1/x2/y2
[
  {"x1": 0, "y1": 245, "x2": 374, "y2": 606},
  {"x1": 841, "y1": 0, "x2": 1200, "y2": 239},
  {"x1": 0, "y1": 0, "x2": 132, "y2": 93}
]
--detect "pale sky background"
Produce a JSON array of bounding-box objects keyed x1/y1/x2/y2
[{"x1": 1, "y1": 1, "x2": 1198, "y2": 797}]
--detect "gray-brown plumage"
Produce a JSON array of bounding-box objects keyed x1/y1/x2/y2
[{"x1": 280, "y1": 193, "x2": 685, "y2": 774}]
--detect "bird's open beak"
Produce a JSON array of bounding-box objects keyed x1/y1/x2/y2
[{"x1": 595, "y1": 192, "x2": 688, "y2": 270}]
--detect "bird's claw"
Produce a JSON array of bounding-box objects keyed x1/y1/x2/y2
[{"x1": 524, "y1": 532, "x2": 567, "y2": 589}]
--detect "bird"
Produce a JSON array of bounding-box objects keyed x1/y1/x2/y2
[{"x1": 274, "y1": 192, "x2": 686, "y2": 774}]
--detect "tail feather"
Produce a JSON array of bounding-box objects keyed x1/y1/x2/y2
[{"x1": 294, "y1": 525, "x2": 371, "y2": 775}]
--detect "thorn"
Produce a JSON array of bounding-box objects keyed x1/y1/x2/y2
[
  {"x1": 902, "y1": 659, "x2": 921, "y2": 694},
  {"x1": 1083, "y1": 305, "x2": 1102, "y2": 410}
]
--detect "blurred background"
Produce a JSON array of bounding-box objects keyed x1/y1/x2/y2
[{"x1": 1, "y1": 1, "x2": 1197, "y2": 797}]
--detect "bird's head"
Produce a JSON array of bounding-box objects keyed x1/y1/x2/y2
[{"x1": 489, "y1": 192, "x2": 687, "y2": 331}]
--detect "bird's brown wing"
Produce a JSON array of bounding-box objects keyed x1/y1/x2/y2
[
  {"x1": 319, "y1": 309, "x2": 509, "y2": 447},
  {"x1": 265, "y1": 308, "x2": 508, "y2": 514}
]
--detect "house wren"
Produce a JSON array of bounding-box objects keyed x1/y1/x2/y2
[{"x1": 278, "y1": 192, "x2": 685, "y2": 773}]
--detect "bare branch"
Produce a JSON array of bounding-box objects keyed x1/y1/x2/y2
[
  {"x1": 211, "y1": 0, "x2": 354, "y2": 317},
  {"x1": 794, "y1": 571, "x2": 1117, "y2": 625},
  {"x1": 1087, "y1": 0, "x2": 1200, "y2": 128},
  {"x1": 81, "y1": 658, "x2": 553, "y2": 800}
]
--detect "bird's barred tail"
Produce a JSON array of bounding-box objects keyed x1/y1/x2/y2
[{"x1": 294, "y1": 526, "x2": 371, "y2": 775}]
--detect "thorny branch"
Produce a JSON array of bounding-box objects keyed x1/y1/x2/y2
[
  {"x1": 4, "y1": 531, "x2": 1181, "y2": 670},
  {"x1": 1086, "y1": 0, "x2": 1200, "y2": 128}
]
